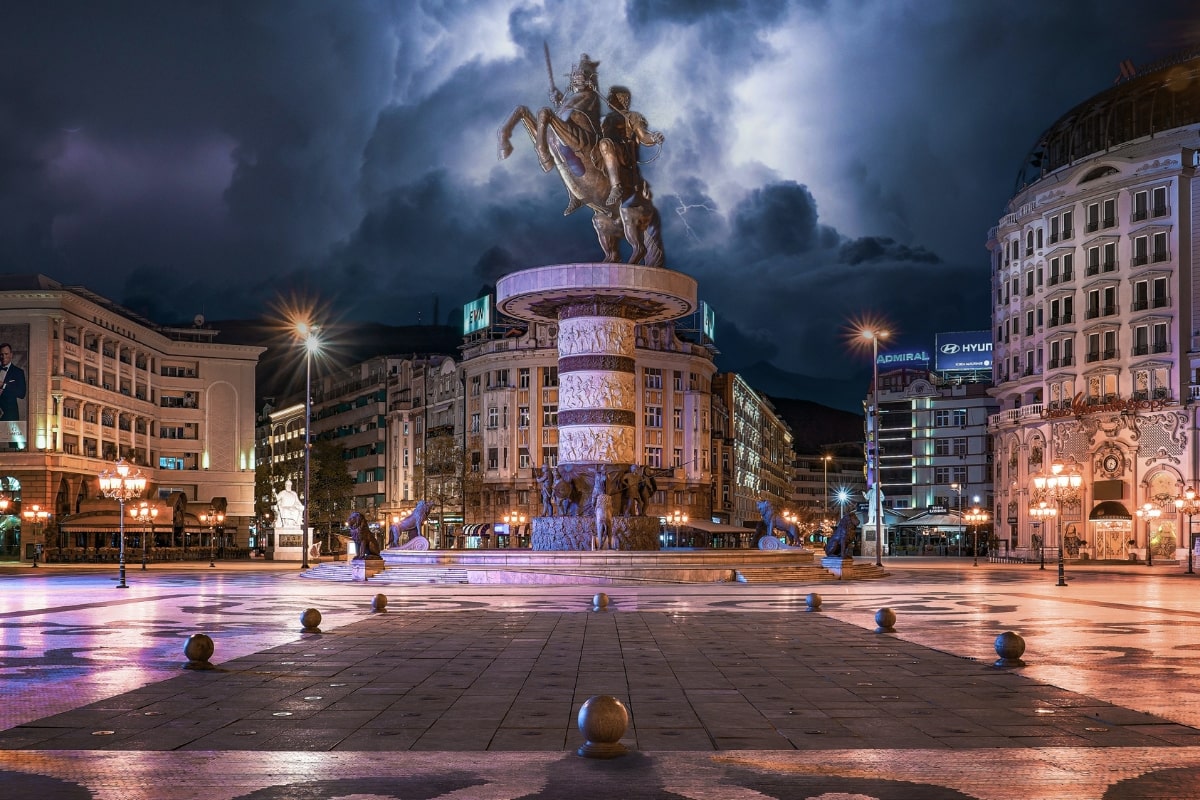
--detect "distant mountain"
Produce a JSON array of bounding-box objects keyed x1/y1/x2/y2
[
  {"x1": 737, "y1": 360, "x2": 865, "y2": 413},
  {"x1": 766, "y1": 396, "x2": 864, "y2": 454}
]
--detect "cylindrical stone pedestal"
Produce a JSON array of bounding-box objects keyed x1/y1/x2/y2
[{"x1": 497, "y1": 263, "x2": 697, "y2": 551}]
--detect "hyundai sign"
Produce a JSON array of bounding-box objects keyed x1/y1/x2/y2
[
  {"x1": 462, "y1": 296, "x2": 492, "y2": 335},
  {"x1": 936, "y1": 331, "x2": 993, "y2": 371}
]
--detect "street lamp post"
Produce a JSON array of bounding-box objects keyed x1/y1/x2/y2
[
  {"x1": 21, "y1": 504, "x2": 51, "y2": 568},
  {"x1": 965, "y1": 506, "x2": 989, "y2": 567},
  {"x1": 666, "y1": 509, "x2": 688, "y2": 547},
  {"x1": 295, "y1": 321, "x2": 322, "y2": 571},
  {"x1": 1031, "y1": 460, "x2": 1081, "y2": 587},
  {"x1": 821, "y1": 454, "x2": 832, "y2": 527},
  {"x1": 199, "y1": 508, "x2": 224, "y2": 567},
  {"x1": 98, "y1": 458, "x2": 147, "y2": 589},
  {"x1": 1175, "y1": 487, "x2": 1200, "y2": 575},
  {"x1": 130, "y1": 501, "x2": 158, "y2": 570},
  {"x1": 860, "y1": 327, "x2": 889, "y2": 567},
  {"x1": 1136, "y1": 502, "x2": 1162, "y2": 568},
  {"x1": 501, "y1": 511, "x2": 527, "y2": 549},
  {"x1": 1029, "y1": 502, "x2": 1055, "y2": 570}
]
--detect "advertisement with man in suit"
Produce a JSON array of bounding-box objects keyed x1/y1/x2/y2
[{"x1": 0, "y1": 325, "x2": 29, "y2": 445}]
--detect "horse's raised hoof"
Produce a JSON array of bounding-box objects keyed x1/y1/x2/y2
[
  {"x1": 564, "y1": 195, "x2": 584, "y2": 216},
  {"x1": 498, "y1": 140, "x2": 513, "y2": 160}
]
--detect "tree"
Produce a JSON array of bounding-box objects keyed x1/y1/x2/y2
[{"x1": 307, "y1": 438, "x2": 355, "y2": 550}]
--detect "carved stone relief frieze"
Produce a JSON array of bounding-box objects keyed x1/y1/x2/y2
[
  {"x1": 557, "y1": 316, "x2": 635, "y2": 358},
  {"x1": 558, "y1": 425, "x2": 635, "y2": 464},
  {"x1": 559, "y1": 371, "x2": 635, "y2": 411}
]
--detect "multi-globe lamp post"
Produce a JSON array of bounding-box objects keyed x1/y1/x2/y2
[
  {"x1": 130, "y1": 501, "x2": 158, "y2": 570},
  {"x1": 21, "y1": 504, "x2": 51, "y2": 568},
  {"x1": 1175, "y1": 487, "x2": 1200, "y2": 575},
  {"x1": 502, "y1": 511, "x2": 527, "y2": 549},
  {"x1": 294, "y1": 320, "x2": 323, "y2": 571},
  {"x1": 98, "y1": 458, "x2": 147, "y2": 589},
  {"x1": 859, "y1": 326, "x2": 889, "y2": 567},
  {"x1": 667, "y1": 509, "x2": 687, "y2": 547},
  {"x1": 199, "y1": 508, "x2": 225, "y2": 567},
  {"x1": 1031, "y1": 460, "x2": 1081, "y2": 587},
  {"x1": 1135, "y1": 502, "x2": 1162, "y2": 567},
  {"x1": 964, "y1": 506, "x2": 989, "y2": 567}
]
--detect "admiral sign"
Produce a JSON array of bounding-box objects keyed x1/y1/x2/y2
[
  {"x1": 462, "y1": 296, "x2": 492, "y2": 335},
  {"x1": 936, "y1": 331, "x2": 993, "y2": 371},
  {"x1": 876, "y1": 349, "x2": 930, "y2": 367}
]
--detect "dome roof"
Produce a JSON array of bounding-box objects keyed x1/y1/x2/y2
[{"x1": 1015, "y1": 50, "x2": 1200, "y2": 193}]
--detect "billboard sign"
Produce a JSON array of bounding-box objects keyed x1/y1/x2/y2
[
  {"x1": 0, "y1": 324, "x2": 29, "y2": 447},
  {"x1": 936, "y1": 331, "x2": 993, "y2": 371},
  {"x1": 876, "y1": 348, "x2": 930, "y2": 368},
  {"x1": 462, "y1": 296, "x2": 492, "y2": 336},
  {"x1": 701, "y1": 301, "x2": 716, "y2": 341}
]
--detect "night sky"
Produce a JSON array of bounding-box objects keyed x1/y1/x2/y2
[{"x1": 1, "y1": 1, "x2": 1197, "y2": 399}]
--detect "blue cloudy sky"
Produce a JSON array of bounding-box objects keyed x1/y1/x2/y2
[{"x1": 1, "y1": 0, "x2": 1196, "y2": 398}]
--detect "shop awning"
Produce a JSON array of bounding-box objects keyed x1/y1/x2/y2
[
  {"x1": 462, "y1": 523, "x2": 493, "y2": 537},
  {"x1": 1089, "y1": 501, "x2": 1132, "y2": 521}
]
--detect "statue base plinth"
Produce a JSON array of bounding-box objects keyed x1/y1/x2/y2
[
  {"x1": 532, "y1": 515, "x2": 660, "y2": 551},
  {"x1": 351, "y1": 556, "x2": 385, "y2": 582},
  {"x1": 821, "y1": 556, "x2": 854, "y2": 579}
]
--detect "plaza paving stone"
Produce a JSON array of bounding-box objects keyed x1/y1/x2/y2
[{"x1": 3, "y1": 560, "x2": 1200, "y2": 797}]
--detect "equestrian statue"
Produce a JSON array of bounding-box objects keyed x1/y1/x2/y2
[{"x1": 499, "y1": 46, "x2": 665, "y2": 267}]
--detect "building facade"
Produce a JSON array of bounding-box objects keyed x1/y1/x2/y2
[
  {"x1": 711, "y1": 373, "x2": 794, "y2": 529},
  {"x1": 0, "y1": 276, "x2": 262, "y2": 561},
  {"x1": 989, "y1": 53, "x2": 1200, "y2": 561},
  {"x1": 459, "y1": 316, "x2": 721, "y2": 538}
]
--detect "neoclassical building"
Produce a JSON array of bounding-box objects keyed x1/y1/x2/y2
[
  {"x1": 989, "y1": 53, "x2": 1200, "y2": 562},
  {"x1": 0, "y1": 275, "x2": 262, "y2": 561}
]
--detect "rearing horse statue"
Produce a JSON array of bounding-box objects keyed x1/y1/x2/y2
[{"x1": 498, "y1": 49, "x2": 664, "y2": 267}]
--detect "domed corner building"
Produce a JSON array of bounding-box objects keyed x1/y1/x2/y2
[{"x1": 989, "y1": 52, "x2": 1200, "y2": 565}]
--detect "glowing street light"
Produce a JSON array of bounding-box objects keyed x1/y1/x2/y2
[
  {"x1": 21, "y1": 504, "x2": 51, "y2": 568},
  {"x1": 964, "y1": 506, "x2": 989, "y2": 567},
  {"x1": 1175, "y1": 487, "x2": 1200, "y2": 575},
  {"x1": 199, "y1": 508, "x2": 225, "y2": 567},
  {"x1": 859, "y1": 326, "x2": 889, "y2": 566},
  {"x1": 1136, "y1": 502, "x2": 1163, "y2": 567},
  {"x1": 294, "y1": 320, "x2": 323, "y2": 570},
  {"x1": 667, "y1": 509, "x2": 688, "y2": 547},
  {"x1": 1031, "y1": 460, "x2": 1082, "y2": 586},
  {"x1": 129, "y1": 501, "x2": 158, "y2": 570},
  {"x1": 98, "y1": 458, "x2": 147, "y2": 589},
  {"x1": 502, "y1": 511, "x2": 527, "y2": 549}
]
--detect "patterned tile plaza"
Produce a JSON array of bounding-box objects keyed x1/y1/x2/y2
[{"x1": 1, "y1": 560, "x2": 1199, "y2": 798}]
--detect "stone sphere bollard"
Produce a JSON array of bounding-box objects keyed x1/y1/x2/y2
[
  {"x1": 300, "y1": 608, "x2": 322, "y2": 632},
  {"x1": 371, "y1": 593, "x2": 388, "y2": 613},
  {"x1": 576, "y1": 695, "x2": 629, "y2": 758},
  {"x1": 592, "y1": 592, "x2": 609, "y2": 611},
  {"x1": 994, "y1": 631, "x2": 1027, "y2": 668},
  {"x1": 874, "y1": 607, "x2": 897, "y2": 633},
  {"x1": 183, "y1": 633, "x2": 215, "y2": 670},
  {"x1": 805, "y1": 592, "x2": 822, "y2": 612}
]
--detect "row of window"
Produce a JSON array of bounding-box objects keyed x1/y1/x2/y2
[
  {"x1": 1001, "y1": 186, "x2": 1169, "y2": 267},
  {"x1": 999, "y1": 230, "x2": 1170, "y2": 305},
  {"x1": 1003, "y1": 322, "x2": 1171, "y2": 378},
  {"x1": 999, "y1": 276, "x2": 1170, "y2": 341}
]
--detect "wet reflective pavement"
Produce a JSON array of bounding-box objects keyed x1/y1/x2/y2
[{"x1": 2, "y1": 560, "x2": 1199, "y2": 798}]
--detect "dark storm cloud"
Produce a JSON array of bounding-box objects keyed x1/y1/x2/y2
[{"x1": 0, "y1": 1, "x2": 1196, "y2": 395}]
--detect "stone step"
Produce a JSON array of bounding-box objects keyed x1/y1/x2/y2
[
  {"x1": 734, "y1": 566, "x2": 839, "y2": 583},
  {"x1": 299, "y1": 563, "x2": 471, "y2": 584}
]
